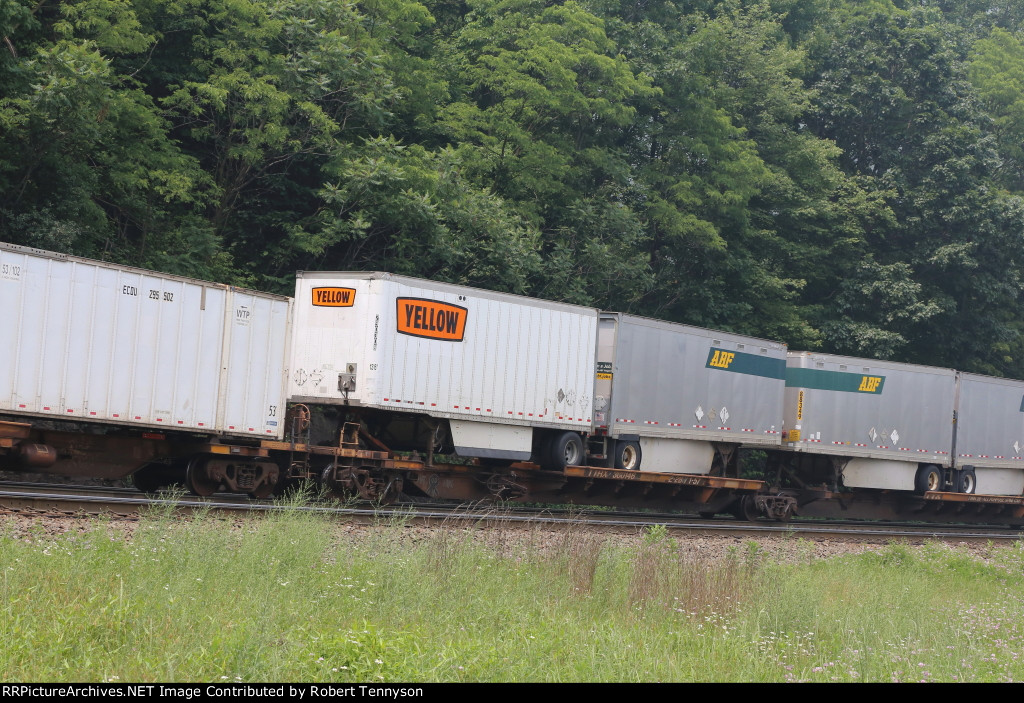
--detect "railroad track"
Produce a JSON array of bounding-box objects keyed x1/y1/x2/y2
[{"x1": 1, "y1": 481, "x2": 1022, "y2": 543}]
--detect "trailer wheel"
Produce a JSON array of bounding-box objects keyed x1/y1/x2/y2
[
  {"x1": 613, "y1": 440, "x2": 642, "y2": 471},
  {"x1": 915, "y1": 465, "x2": 942, "y2": 494},
  {"x1": 546, "y1": 432, "x2": 584, "y2": 470},
  {"x1": 956, "y1": 468, "x2": 977, "y2": 495}
]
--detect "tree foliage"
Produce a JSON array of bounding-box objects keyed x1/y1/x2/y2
[{"x1": 4, "y1": 0, "x2": 1024, "y2": 375}]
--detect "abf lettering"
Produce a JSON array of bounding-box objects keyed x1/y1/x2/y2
[
  {"x1": 858, "y1": 376, "x2": 882, "y2": 393},
  {"x1": 709, "y1": 350, "x2": 736, "y2": 369}
]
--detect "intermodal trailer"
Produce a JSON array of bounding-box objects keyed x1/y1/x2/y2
[
  {"x1": 289, "y1": 271, "x2": 598, "y2": 461},
  {"x1": 782, "y1": 352, "x2": 957, "y2": 491},
  {"x1": 594, "y1": 313, "x2": 787, "y2": 473},
  {"x1": 0, "y1": 242, "x2": 292, "y2": 439},
  {"x1": 954, "y1": 372, "x2": 1024, "y2": 495}
]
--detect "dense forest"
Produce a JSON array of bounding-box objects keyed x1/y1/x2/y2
[{"x1": 4, "y1": 0, "x2": 1024, "y2": 375}]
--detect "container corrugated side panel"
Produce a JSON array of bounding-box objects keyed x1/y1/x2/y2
[
  {"x1": 0, "y1": 253, "x2": 24, "y2": 408},
  {"x1": 0, "y1": 243, "x2": 292, "y2": 437},
  {"x1": 104, "y1": 267, "x2": 226, "y2": 428},
  {"x1": 36, "y1": 255, "x2": 69, "y2": 415},
  {"x1": 955, "y1": 372, "x2": 1024, "y2": 470},
  {"x1": 374, "y1": 279, "x2": 595, "y2": 429},
  {"x1": 289, "y1": 272, "x2": 597, "y2": 431},
  {"x1": 4, "y1": 249, "x2": 52, "y2": 414},
  {"x1": 221, "y1": 290, "x2": 291, "y2": 439},
  {"x1": 782, "y1": 352, "x2": 955, "y2": 464},
  {"x1": 605, "y1": 314, "x2": 786, "y2": 445}
]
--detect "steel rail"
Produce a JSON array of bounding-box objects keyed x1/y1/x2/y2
[{"x1": 0, "y1": 484, "x2": 1022, "y2": 542}]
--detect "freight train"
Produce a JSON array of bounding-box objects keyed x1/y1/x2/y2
[{"x1": 3, "y1": 241, "x2": 1024, "y2": 526}]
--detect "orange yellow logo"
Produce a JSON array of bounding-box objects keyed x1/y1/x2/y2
[
  {"x1": 397, "y1": 298, "x2": 467, "y2": 341},
  {"x1": 858, "y1": 376, "x2": 883, "y2": 393},
  {"x1": 312, "y1": 287, "x2": 356, "y2": 307},
  {"x1": 708, "y1": 350, "x2": 736, "y2": 369}
]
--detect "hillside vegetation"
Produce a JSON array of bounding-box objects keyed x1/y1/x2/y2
[{"x1": 4, "y1": 0, "x2": 1024, "y2": 374}]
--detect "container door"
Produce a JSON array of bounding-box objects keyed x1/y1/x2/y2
[{"x1": 594, "y1": 314, "x2": 618, "y2": 430}]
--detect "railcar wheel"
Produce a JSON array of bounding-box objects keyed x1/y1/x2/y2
[
  {"x1": 547, "y1": 432, "x2": 585, "y2": 470},
  {"x1": 320, "y1": 467, "x2": 347, "y2": 500},
  {"x1": 185, "y1": 459, "x2": 218, "y2": 497},
  {"x1": 732, "y1": 495, "x2": 761, "y2": 521},
  {"x1": 915, "y1": 465, "x2": 943, "y2": 494},
  {"x1": 132, "y1": 473, "x2": 160, "y2": 494},
  {"x1": 275, "y1": 462, "x2": 296, "y2": 496},
  {"x1": 344, "y1": 467, "x2": 400, "y2": 505},
  {"x1": 957, "y1": 468, "x2": 977, "y2": 495},
  {"x1": 246, "y1": 461, "x2": 279, "y2": 499},
  {"x1": 248, "y1": 483, "x2": 275, "y2": 500},
  {"x1": 613, "y1": 440, "x2": 642, "y2": 471},
  {"x1": 376, "y1": 477, "x2": 403, "y2": 506}
]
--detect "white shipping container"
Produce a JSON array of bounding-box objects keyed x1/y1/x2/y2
[
  {"x1": 954, "y1": 372, "x2": 1024, "y2": 495},
  {"x1": 0, "y1": 243, "x2": 291, "y2": 439},
  {"x1": 289, "y1": 272, "x2": 598, "y2": 458}
]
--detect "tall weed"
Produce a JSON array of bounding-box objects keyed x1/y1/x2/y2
[{"x1": 2, "y1": 508, "x2": 1023, "y2": 681}]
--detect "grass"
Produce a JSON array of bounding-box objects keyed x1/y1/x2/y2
[{"x1": 1, "y1": 500, "x2": 1024, "y2": 682}]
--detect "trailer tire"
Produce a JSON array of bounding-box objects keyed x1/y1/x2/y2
[
  {"x1": 956, "y1": 468, "x2": 977, "y2": 495},
  {"x1": 915, "y1": 464, "x2": 943, "y2": 494},
  {"x1": 546, "y1": 432, "x2": 585, "y2": 470},
  {"x1": 613, "y1": 440, "x2": 642, "y2": 471}
]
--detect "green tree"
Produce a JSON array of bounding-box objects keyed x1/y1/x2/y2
[
  {"x1": 303, "y1": 137, "x2": 544, "y2": 292},
  {"x1": 969, "y1": 26, "x2": 1024, "y2": 191},
  {"x1": 609, "y1": 2, "x2": 868, "y2": 348},
  {"x1": 805, "y1": 1, "x2": 1024, "y2": 373},
  {"x1": 0, "y1": 0, "x2": 217, "y2": 274},
  {"x1": 434, "y1": 0, "x2": 656, "y2": 305}
]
